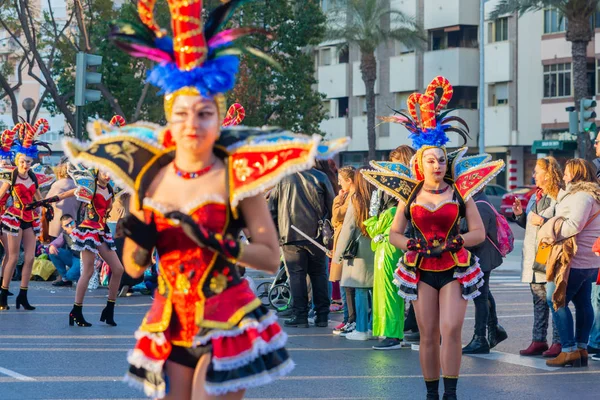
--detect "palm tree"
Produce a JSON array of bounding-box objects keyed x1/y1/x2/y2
[
  {"x1": 325, "y1": 0, "x2": 426, "y2": 161},
  {"x1": 491, "y1": 0, "x2": 599, "y2": 161}
]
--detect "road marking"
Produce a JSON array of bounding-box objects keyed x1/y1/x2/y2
[
  {"x1": 465, "y1": 314, "x2": 532, "y2": 320},
  {"x1": 0, "y1": 366, "x2": 35, "y2": 381},
  {"x1": 0, "y1": 335, "x2": 132, "y2": 339},
  {"x1": 466, "y1": 350, "x2": 560, "y2": 371}
]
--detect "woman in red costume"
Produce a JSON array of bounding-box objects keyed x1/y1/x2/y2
[
  {"x1": 62, "y1": 1, "x2": 348, "y2": 398},
  {"x1": 362, "y1": 77, "x2": 505, "y2": 400},
  {"x1": 0, "y1": 119, "x2": 55, "y2": 310}
]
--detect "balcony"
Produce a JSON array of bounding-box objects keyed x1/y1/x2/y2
[
  {"x1": 389, "y1": 54, "x2": 418, "y2": 92},
  {"x1": 352, "y1": 62, "x2": 379, "y2": 97},
  {"x1": 485, "y1": 41, "x2": 513, "y2": 83},
  {"x1": 390, "y1": 0, "x2": 417, "y2": 23},
  {"x1": 424, "y1": 0, "x2": 479, "y2": 30},
  {"x1": 485, "y1": 106, "x2": 512, "y2": 146},
  {"x1": 423, "y1": 48, "x2": 479, "y2": 87},
  {"x1": 320, "y1": 117, "x2": 348, "y2": 142},
  {"x1": 348, "y1": 116, "x2": 369, "y2": 152},
  {"x1": 318, "y1": 63, "x2": 349, "y2": 99}
]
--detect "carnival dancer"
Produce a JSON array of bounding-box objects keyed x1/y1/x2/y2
[
  {"x1": 0, "y1": 125, "x2": 20, "y2": 294},
  {"x1": 61, "y1": 1, "x2": 348, "y2": 399},
  {"x1": 362, "y1": 76, "x2": 504, "y2": 400},
  {"x1": 0, "y1": 119, "x2": 55, "y2": 310}
]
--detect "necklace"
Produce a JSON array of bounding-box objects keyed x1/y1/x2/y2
[
  {"x1": 423, "y1": 185, "x2": 450, "y2": 194},
  {"x1": 173, "y1": 161, "x2": 215, "y2": 180}
]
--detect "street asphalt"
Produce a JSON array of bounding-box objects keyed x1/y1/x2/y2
[{"x1": 1, "y1": 224, "x2": 599, "y2": 399}]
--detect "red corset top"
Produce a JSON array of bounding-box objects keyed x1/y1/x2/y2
[
  {"x1": 142, "y1": 197, "x2": 230, "y2": 345},
  {"x1": 407, "y1": 201, "x2": 470, "y2": 272},
  {"x1": 6, "y1": 181, "x2": 37, "y2": 221},
  {"x1": 80, "y1": 190, "x2": 113, "y2": 230}
]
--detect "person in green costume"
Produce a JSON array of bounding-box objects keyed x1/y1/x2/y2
[{"x1": 366, "y1": 145, "x2": 415, "y2": 350}]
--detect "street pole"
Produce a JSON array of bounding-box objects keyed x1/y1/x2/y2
[
  {"x1": 76, "y1": 106, "x2": 83, "y2": 141},
  {"x1": 478, "y1": 0, "x2": 485, "y2": 154}
]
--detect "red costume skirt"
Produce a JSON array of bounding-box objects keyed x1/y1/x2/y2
[
  {"x1": 71, "y1": 225, "x2": 116, "y2": 254},
  {"x1": 393, "y1": 249, "x2": 484, "y2": 301},
  {"x1": 124, "y1": 281, "x2": 294, "y2": 398},
  {"x1": 1, "y1": 212, "x2": 40, "y2": 237}
]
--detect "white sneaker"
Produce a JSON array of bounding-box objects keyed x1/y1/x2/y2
[
  {"x1": 346, "y1": 330, "x2": 368, "y2": 341},
  {"x1": 338, "y1": 322, "x2": 356, "y2": 337}
]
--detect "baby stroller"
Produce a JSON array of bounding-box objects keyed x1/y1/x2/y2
[{"x1": 256, "y1": 252, "x2": 291, "y2": 311}]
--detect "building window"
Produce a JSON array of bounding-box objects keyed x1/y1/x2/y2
[
  {"x1": 488, "y1": 17, "x2": 508, "y2": 43},
  {"x1": 337, "y1": 97, "x2": 349, "y2": 117},
  {"x1": 544, "y1": 8, "x2": 566, "y2": 34},
  {"x1": 447, "y1": 86, "x2": 478, "y2": 109},
  {"x1": 489, "y1": 83, "x2": 509, "y2": 106},
  {"x1": 358, "y1": 96, "x2": 367, "y2": 115},
  {"x1": 543, "y1": 63, "x2": 571, "y2": 98},
  {"x1": 395, "y1": 92, "x2": 411, "y2": 110},
  {"x1": 320, "y1": 47, "x2": 332, "y2": 66},
  {"x1": 338, "y1": 44, "x2": 349, "y2": 64},
  {"x1": 429, "y1": 25, "x2": 478, "y2": 51}
]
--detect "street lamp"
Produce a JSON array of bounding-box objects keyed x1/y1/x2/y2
[{"x1": 22, "y1": 98, "x2": 36, "y2": 123}]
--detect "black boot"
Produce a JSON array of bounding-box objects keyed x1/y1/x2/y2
[
  {"x1": 69, "y1": 303, "x2": 92, "y2": 327},
  {"x1": 15, "y1": 287, "x2": 35, "y2": 310},
  {"x1": 0, "y1": 278, "x2": 12, "y2": 295},
  {"x1": 462, "y1": 335, "x2": 490, "y2": 354},
  {"x1": 284, "y1": 315, "x2": 309, "y2": 328},
  {"x1": 425, "y1": 378, "x2": 439, "y2": 400},
  {"x1": 0, "y1": 286, "x2": 9, "y2": 310},
  {"x1": 488, "y1": 324, "x2": 508, "y2": 349},
  {"x1": 442, "y1": 376, "x2": 458, "y2": 400},
  {"x1": 100, "y1": 300, "x2": 117, "y2": 326}
]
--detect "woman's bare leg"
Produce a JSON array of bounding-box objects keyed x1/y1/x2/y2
[
  {"x1": 19, "y1": 228, "x2": 36, "y2": 288},
  {"x1": 439, "y1": 281, "x2": 468, "y2": 376},
  {"x1": 413, "y1": 281, "x2": 441, "y2": 379},
  {"x1": 0, "y1": 232, "x2": 9, "y2": 278},
  {"x1": 75, "y1": 250, "x2": 96, "y2": 304},
  {"x1": 2, "y1": 230, "x2": 22, "y2": 289},
  {"x1": 162, "y1": 360, "x2": 194, "y2": 400},
  {"x1": 192, "y1": 353, "x2": 245, "y2": 400},
  {"x1": 97, "y1": 244, "x2": 124, "y2": 301}
]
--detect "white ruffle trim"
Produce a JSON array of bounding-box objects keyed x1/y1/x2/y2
[
  {"x1": 396, "y1": 262, "x2": 417, "y2": 279},
  {"x1": 462, "y1": 281, "x2": 484, "y2": 301},
  {"x1": 397, "y1": 291, "x2": 417, "y2": 301},
  {"x1": 71, "y1": 244, "x2": 100, "y2": 254},
  {"x1": 123, "y1": 371, "x2": 166, "y2": 399},
  {"x1": 193, "y1": 310, "x2": 278, "y2": 346},
  {"x1": 126, "y1": 349, "x2": 165, "y2": 374},
  {"x1": 212, "y1": 331, "x2": 288, "y2": 371},
  {"x1": 133, "y1": 330, "x2": 167, "y2": 346},
  {"x1": 205, "y1": 357, "x2": 295, "y2": 396},
  {"x1": 392, "y1": 275, "x2": 417, "y2": 290}
]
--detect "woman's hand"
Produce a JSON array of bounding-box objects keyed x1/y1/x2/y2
[
  {"x1": 512, "y1": 198, "x2": 523, "y2": 216},
  {"x1": 529, "y1": 212, "x2": 545, "y2": 226}
]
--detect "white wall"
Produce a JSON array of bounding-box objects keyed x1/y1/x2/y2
[
  {"x1": 424, "y1": 0, "x2": 479, "y2": 30},
  {"x1": 389, "y1": 54, "x2": 418, "y2": 92},
  {"x1": 318, "y1": 64, "x2": 349, "y2": 99},
  {"x1": 353, "y1": 61, "x2": 379, "y2": 96},
  {"x1": 423, "y1": 48, "x2": 479, "y2": 87}
]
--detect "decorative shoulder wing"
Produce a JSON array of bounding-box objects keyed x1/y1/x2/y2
[
  {"x1": 360, "y1": 169, "x2": 420, "y2": 206},
  {"x1": 370, "y1": 160, "x2": 412, "y2": 176},
  {"x1": 219, "y1": 126, "x2": 349, "y2": 214},
  {"x1": 31, "y1": 164, "x2": 56, "y2": 189},
  {"x1": 67, "y1": 164, "x2": 96, "y2": 203},
  {"x1": 0, "y1": 166, "x2": 14, "y2": 185},
  {"x1": 453, "y1": 156, "x2": 505, "y2": 201}
]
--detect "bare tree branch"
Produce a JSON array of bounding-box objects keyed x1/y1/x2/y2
[
  {"x1": 31, "y1": 88, "x2": 49, "y2": 122},
  {"x1": 97, "y1": 83, "x2": 126, "y2": 117},
  {"x1": 133, "y1": 81, "x2": 151, "y2": 122}
]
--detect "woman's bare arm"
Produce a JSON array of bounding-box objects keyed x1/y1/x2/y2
[
  {"x1": 462, "y1": 198, "x2": 486, "y2": 247},
  {"x1": 0, "y1": 182, "x2": 10, "y2": 201},
  {"x1": 238, "y1": 194, "x2": 281, "y2": 274}
]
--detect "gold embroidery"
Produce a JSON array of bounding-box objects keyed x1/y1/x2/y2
[
  {"x1": 104, "y1": 141, "x2": 138, "y2": 174},
  {"x1": 209, "y1": 273, "x2": 227, "y2": 294},
  {"x1": 175, "y1": 273, "x2": 191, "y2": 294},
  {"x1": 157, "y1": 275, "x2": 166, "y2": 295},
  {"x1": 254, "y1": 154, "x2": 279, "y2": 175},
  {"x1": 232, "y1": 158, "x2": 254, "y2": 182}
]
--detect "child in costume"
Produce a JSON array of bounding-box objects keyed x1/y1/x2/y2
[
  {"x1": 61, "y1": 1, "x2": 348, "y2": 399},
  {"x1": 362, "y1": 76, "x2": 505, "y2": 400},
  {"x1": 0, "y1": 119, "x2": 55, "y2": 310}
]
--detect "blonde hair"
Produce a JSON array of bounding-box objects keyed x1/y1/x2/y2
[
  {"x1": 565, "y1": 159, "x2": 599, "y2": 184},
  {"x1": 54, "y1": 163, "x2": 69, "y2": 180},
  {"x1": 338, "y1": 166, "x2": 355, "y2": 182},
  {"x1": 536, "y1": 156, "x2": 563, "y2": 199},
  {"x1": 389, "y1": 145, "x2": 415, "y2": 164}
]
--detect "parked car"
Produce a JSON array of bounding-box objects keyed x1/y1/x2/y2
[
  {"x1": 500, "y1": 186, "x2": 537, "y2": 221},
  {"x1": 484, "y1": 184, "x2": 508, "y2": 213}
]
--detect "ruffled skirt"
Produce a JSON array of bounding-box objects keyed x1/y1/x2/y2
[
  {"x1": 71, "y1": 226, "x2": 116, "y2": 254},
  {"x1": 1, "y1": 213, "x2": 40, "y2": 236},
  {"x1": 124, "y1": 305, "x2": 294, "y2": 398},
  {"x1": 393, "y1": 254, "x2": 484, "y2": 301}
]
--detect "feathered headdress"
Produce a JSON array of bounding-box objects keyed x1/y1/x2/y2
[
  {"x1": 221, "y1": 103, "x2": 245, "y2": 127},
  {"x1": 0, "y1": 123, "x2": 21, "y2": 161},
  {"x1": 109, "y1": 0, "x2": 275, "y2": 120},
  {"x1": 14, "y1": 118, "x2": 51, "y2": 159},
  {"x1": 109, "y1": 115, "x2": 127, "y2": 127}
]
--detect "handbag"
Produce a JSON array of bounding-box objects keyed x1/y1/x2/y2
[
  {"x1": 341, "y1": 231, "x2": 360, "y2": 260},
  {"x1": 297, "y1": 172, "x2": 334, "y2": 249},
  {"x1": 533, "y1": 209, "x2": 600, "y2": 273}
]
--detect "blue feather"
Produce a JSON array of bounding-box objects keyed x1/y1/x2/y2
[{"x1": 408, "y1": 124, "x2": 451, "y2": 149}]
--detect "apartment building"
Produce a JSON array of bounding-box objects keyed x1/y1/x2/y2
[{"x1": 317, "y1": 0, "x2": 598, "y2": 189}]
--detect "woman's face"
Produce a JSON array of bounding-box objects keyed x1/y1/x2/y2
[
  {"x1": 563, "y1": 166, "x2": 573, "y2": 185},
  {"x1": 422, "y1": 148, "x2": 447, "y2": 183},
  {"x1": 97, "y1": 171, "x2": 111, "y2": 186},
  {"x1": 169, "y1": 95, "x2": 220, "y2": 154},
  {"x1": 17, "y1": 155, "x2": 32, "y2": 174},
  {"x1": 533, "y1": 164, "x2": 548, "y2": 189},
  {"x1": 338, "y1": 173, "x2": 352, "y2": 192}
]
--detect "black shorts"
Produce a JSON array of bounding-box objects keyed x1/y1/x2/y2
[
  {"x1": 419, "y1": 269, "x2": 456, "y2": 291},
  {"x1": 167, "y1": 344, "x2": 212, "y2": 368},
  {"x1": 20, "y1": 220, "x2": 33, "y2": 230}
]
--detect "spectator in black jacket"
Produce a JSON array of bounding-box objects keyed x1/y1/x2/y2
[
  {"x1": 461, "y1": 190, "x2": 508, "y2": 354},
  {"x1": 269, "y1": 168, "x2": 335, "y2": 328}
]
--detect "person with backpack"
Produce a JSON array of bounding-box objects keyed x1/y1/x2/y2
[{"x1": 461, "y1": 189, "x2": 509, "y2": 354}]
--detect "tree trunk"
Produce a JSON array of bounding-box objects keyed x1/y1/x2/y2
[
  {"x1": 360, "y1": 51, "x2": 377, "y2": 161},
  {"x1": 0, "y1": 72, "x2": 20, "y2": 124},
  {"x1": 133, "y1": 81, "x2": 150, "y2": 122}
]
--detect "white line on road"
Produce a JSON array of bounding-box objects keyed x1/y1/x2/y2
[
  {"x1": 0, "y1": 366, "x2": 35, "y2": 381},
  {"x1": 465, "y1": 314, "x2": 532, "y2": 320},
  {"x1": 466, "y1": 350, "x2": 560, "y2": 371},
  {"x1": 0, "y1": 335, "x2": 132, "y2": 339}
]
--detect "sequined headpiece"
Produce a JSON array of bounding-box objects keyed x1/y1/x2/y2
[
  {"x1": 0, "y1": 123, "x2": 20, "y2": 161},
  {"x1": 14, "y1": 118, "x2": 51, "y2": 159},
  {"x1": 109, "y1": 0, "x2": 274, "y2": 121}
]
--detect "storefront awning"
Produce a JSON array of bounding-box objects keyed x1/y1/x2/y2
[{"x1": 531, "y1": 140, "x2": 577, "y2": 154}]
